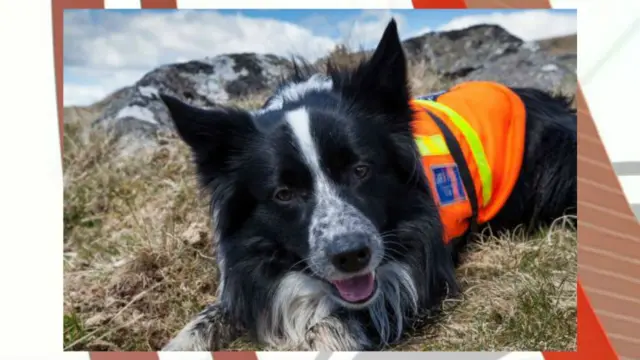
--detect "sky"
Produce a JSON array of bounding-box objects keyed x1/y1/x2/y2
[{"x1": 63, "y1": 9, "x2": 577, "y2": 107}]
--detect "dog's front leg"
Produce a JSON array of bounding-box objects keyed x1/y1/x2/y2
[
  {"x1": 301, "y1": 317, "x2": 369, "y2": 351},
  {"x1": 162, "y1": 302, "x2": 242, "y2": 351}
]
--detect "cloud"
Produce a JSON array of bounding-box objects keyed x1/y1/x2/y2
[
  {"x1": 63, "y1": 68, "x2": 147, "y2": 106},
  {"x1": 63, "y1": 10, "x2": 339, "y2": 105},
  {"x1": 437, "y1": 10, "x2": 577, "y2": 42},
  {"x1": 64, "y1": 10, "x2": 337, "y2": 71},
  {"x1": 64, "y1": 83, "x2": 112, "y2": 107}
]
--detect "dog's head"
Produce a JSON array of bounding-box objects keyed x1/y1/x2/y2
[{"x1": 162, "y1": 20, "x2": 450, "y2": 311}]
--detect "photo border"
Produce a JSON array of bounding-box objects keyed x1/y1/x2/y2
[{"x1": 56, "y1": 1, "x2": 638, "y2": 359}]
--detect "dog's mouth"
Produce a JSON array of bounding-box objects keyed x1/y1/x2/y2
[{"x1": 330, "y1": 272, "x2": 377, "y2": 304}]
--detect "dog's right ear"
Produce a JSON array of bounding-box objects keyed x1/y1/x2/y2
[
  {"x1": 160, "y1": 94, "x2": 257, "y2": 185},
  {"x1": 345, "y1": 18, "x2": 409, "y2": 116}
]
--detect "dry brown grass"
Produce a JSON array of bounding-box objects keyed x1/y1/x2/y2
[
  {"x1": 393, "y1": 220, "x2": 577, "y2": 351},
  {"x1": 63, "y1": 57, "x2": 576, "y2": 351},
  {"x1": 535, "y1": 34, "x2": 577, "y2": 55}
]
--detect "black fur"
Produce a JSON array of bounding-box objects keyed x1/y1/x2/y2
[{"x1": 160, "y1": 19, "x2": 576, "y2": 351}]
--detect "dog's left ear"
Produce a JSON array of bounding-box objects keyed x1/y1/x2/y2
[
  {"x1": 160, "y1": 94, "x2": 258, "y2": 188},
  {"x1": 347, "y1": 19, "x2": 410, "y2": 114}
]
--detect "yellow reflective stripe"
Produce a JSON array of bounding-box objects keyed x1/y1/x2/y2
[
  {"x1": 415, "y1": 136, "x2": 431, "y2": 156},
  {"x1": 428, "y1": 134, "x2": 449, "y2": 154},
  {"x1": 415, "y1": 135, "x2": 449, "y2": 156},
  {"x1": 418, "y1": 99, "x2": 493, "y2": 206}
]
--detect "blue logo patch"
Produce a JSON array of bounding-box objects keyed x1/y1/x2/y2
[{"x1": 431, "y1": 164, "x2": 467, "y2": 206}]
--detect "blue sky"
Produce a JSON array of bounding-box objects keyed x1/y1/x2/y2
[{"x1": 63, "y1": 9, "x2": 576, "y2": 106}]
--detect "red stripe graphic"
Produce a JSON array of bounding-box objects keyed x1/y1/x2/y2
[
  {"x1": 90, "y1": 352, "x2": 160, "y2": 360},
  {"x1": 464, "y1": 0, "x2": 551, "y2": 7},
  {"x1": 543, "y1": 281, "x2": 618, "y2": 360},
  {"x1": 412, "y1": 0, "x2": 467, "y2": 8},
  {"x1": 213, "y1": 352, "x2": 260, "y2": 360},
  {"x1": 140, "y1": 0, "x2": 177, "y2": 8}
]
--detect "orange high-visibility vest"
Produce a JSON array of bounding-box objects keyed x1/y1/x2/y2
[{"x1": 410, "y1": 81, "x2": 527, "y2": 244}]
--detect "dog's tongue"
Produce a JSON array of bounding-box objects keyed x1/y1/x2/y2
[{"x1": 332, "y1": 273, "x2": 375, "y2": 302}]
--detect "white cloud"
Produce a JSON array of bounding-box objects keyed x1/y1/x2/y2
[
  {"x1": 64, "y1": 83, "x2": 111, "y2": 107},
  {"x1": 437, "y1": 10, "x2": 577, "y2": 42},
  {"x1": 63, "y1": 68, "x2": 147, "y2": 106},
  {"x1": 63, "y1": 10, "x2": 339, "y2": 105},
  {"x1": 64, "y1": 10, "x2": 337, "y2": 71}
]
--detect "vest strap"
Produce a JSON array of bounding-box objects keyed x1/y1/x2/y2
[
  {"x1": 424, "y1": 108, "x2": 479, "y2": 256},
  {"x1": 417, "y1": 100, "x2": 493, "y2": 207}
]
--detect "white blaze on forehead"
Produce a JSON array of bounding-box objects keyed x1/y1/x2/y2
[
  {"x1": 283, "y1": 106, "x2": 338, "y2": 223},
  {"x1": 284, "y1": 107, "x2": 324, "y2": 175}
]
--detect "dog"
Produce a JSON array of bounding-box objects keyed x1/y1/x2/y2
[{"x1": 159, "y1": 19, "x2": 577, "y2": 351}]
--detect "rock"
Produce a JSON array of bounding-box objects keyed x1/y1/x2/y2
[
  {"x1": 553, "y1": 53, "x2": 577, "y2": 72},
  {"x1": 403, "y1": 24, "x2": 575, "y2": 94},
  {"x1": 403, "y1": 25, "x2": 524, "y2": 79},
  {"x1": 92, "y1": 53, "x2": 292, "y2": 145},
  {"x1": 450, "y1": 46, "x2": 575, "y2": 93}
]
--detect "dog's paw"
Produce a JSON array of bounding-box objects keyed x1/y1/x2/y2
[
  {"x1": 162, "y1": 302, "x2": 241, "y2": 351},
  {"x1": 162, "y1": 332, "x2": 211, "y2": 352},
  {"x1": 302, "y1": 317, "x2": 368, "y2": 351}
]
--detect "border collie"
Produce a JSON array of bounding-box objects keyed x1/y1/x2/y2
[{"x1": 159, "y1": 19, "x2": 576, "y2": 351}]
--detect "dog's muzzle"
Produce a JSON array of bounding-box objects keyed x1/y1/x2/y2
[{"x1": 324, "y1": 232, "x2": 379, "y2": 303}]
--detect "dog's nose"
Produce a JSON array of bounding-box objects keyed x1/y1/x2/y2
[
  {"x1": 331, "y1": 247, "x2": 371, "y2": 273},
  {"x1": 329, "y1": 235, "x2": 372, "y2": 273}
]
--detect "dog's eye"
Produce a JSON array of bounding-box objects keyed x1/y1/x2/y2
[
  {"x1": 273, "y1": 187, "x2": 295, "y2": 203},
  {"x1": 353, "y1": 163, "x2": 370, "y2": 180}
]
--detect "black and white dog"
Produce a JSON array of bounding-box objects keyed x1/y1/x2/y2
[{"x1": 160, "y1": 20, "x2": 576, "y2": 351}]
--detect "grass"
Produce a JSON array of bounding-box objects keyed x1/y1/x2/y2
[
  {"x1": 535, "y1": 34, "x2": 578, "y2": 55},
  {"x1": 394, "y1": 221, "x2": 577, "y2": 351},
  {"x1": 63, "y1": 53, "x2": 577, "y2": 352}
]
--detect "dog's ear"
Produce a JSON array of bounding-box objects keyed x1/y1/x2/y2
[
  {"x1": 347, "y1": 20, "x2": 419, "y2": 185},
  {"x1": 347, "y1": 19, "x2": 410, "y2": 114},
  {"x1": 161, "y1": 94, "x2": 257, "y2": 186}
]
